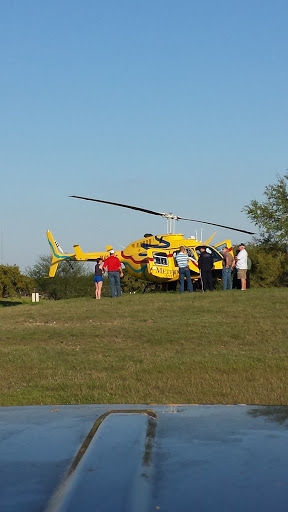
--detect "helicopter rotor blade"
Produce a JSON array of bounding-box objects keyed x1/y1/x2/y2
[
  {"x1": 70, "y1": 196, "x2": 166, "y2": 217},
  {"x1": 70, "y1": 196, "x2": 255, "y2": 235},
  {"x1": 177, "y1": 216, "x2": 255, "y2": 235}
]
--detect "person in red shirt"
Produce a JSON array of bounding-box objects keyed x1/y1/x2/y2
[{"x1": 103, "y1": 250, "x2": 123, "y2": 297}]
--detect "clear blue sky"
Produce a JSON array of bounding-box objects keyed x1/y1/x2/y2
[{"x1": 1, "y1": 0, "x2": 287, "y2": 271}]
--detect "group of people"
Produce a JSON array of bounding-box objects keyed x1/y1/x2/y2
[
  {"x1": 95, "y1": 243, "x2": 249, "y2": 298},
  {"x1": 175, "y1": 243, "x2": 249, "y2": 293},
  {"x1": 94, "y1": 250, "x2": 123, "y2": 299},
  {"x1": 222, "y1": 243, "x2": 249, "y2": 291},
  {"x1": 174, "y1": 245, "x2": 215, "y2": 293}
]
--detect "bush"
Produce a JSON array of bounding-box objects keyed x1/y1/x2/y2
[
  {"x1": 0, "y1": 265, "x2": 34, "y2": 298},
  {"x1": 25, "y1": 256, "x2": 96, "y2": 299},
  {"x1": 25, "y1": 255, "x2": 145, "y2": 299},
  {"x1": 245, "y1": 245, "x2": 288, "y2": 288}
]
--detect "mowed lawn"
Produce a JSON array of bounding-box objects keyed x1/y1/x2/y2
[{"x1": 0, "y1": 288, "x2": 288, "y2": 406}]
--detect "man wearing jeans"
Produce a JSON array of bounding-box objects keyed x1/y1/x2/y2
[
  {"x1": 103, "y1": 250, "x2": 123, "y2": 297},
  {"x1": 175, "y1": 246, "x2": 193, "y2": 293},
  {"x1": 222, "y1": 246, "x2": 233, "y2": 290}
]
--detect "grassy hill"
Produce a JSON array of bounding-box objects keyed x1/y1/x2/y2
[{"x1": 1, "y1": 288, "x2": 287, "y2": 406}]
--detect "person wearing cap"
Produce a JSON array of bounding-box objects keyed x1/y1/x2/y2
[
  {"x1": 103, "y1": 250, "x2": 123, "y2": 297},
  {"x1": 235, "y1": 243, "x2": 248, "y2": 290},
  {"x1": 198, "y1": 246, "x2": 214, "y2": 291},
  {"x1": 174, "y1": 246, "x2": 193, "y2": 293},
  {"x1": 222, "y1": 246, "x2": 233, "y2": 291}
]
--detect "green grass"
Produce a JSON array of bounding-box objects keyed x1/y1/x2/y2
[{"x1": 1, "y1": 288, "x2": 288, "y2": 406}]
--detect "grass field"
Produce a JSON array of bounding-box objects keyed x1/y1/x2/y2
[{"x1": 1, "y1": 288, "x2": 288, "y2": 406}]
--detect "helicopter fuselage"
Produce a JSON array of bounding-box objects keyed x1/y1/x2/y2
[
  {"x1": 120, "y1": 233, "x2": 228, "y2": 283},
  {"x1": 47, "y1": 231, "x2": 232, "y2": 283}
]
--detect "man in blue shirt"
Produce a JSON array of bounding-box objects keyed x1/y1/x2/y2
[{"x1": 174, "y1": 246, "x2": 193, "y2": 294}]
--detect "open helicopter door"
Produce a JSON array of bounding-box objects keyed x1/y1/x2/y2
[
  {"x1": 146, "y1": 249, "x2": 178, "y2": 281},
  {"x1": 213, "y1": 239, "x2": 234, "y2": 256},
  {"x1": 210, "y1": 240, "x2": 234, "y2": 277}
]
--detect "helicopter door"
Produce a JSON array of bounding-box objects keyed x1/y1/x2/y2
[
  {"x1": 212, "y1": 240, "x2": 234, "y2": 272},
  {"x1": 214, "y1": 240, "x2": 234, "y2": 255},
  {"x1": 146, "y1": 250, "x2": 177, "y2": 280}
]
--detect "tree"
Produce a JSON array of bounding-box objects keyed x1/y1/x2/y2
[
  {"x1": 26, "y1": 255, "x2": 146, "y2": 298},
  {"x1": 243, "y1": 173, "x2": 288, "y2": 249},
  {"x1": 25, "y1": 256, "x2": 94, "y2": 299},
  {"x1": 0, "y1": 265, "x2": 34, "y2": 297},
  {"x1": 244, "y1": 244, "x2": 288, "y2": 288}
]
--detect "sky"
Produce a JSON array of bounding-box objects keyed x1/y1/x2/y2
[{"x1": 1, "y1": 0, "x2": 287, "y2": 271}]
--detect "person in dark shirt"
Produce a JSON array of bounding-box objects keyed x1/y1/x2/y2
[
  {"x1": 94, "y1": 257, "x2": 104, "y2": 299},
  {"x1": 232, "y1": 249, "x2": 241, "y2": 289},
  {"x1": 198, "y1": 247, "x2": 214, "y2": 291}
]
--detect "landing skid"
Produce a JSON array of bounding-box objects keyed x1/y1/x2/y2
[{"x1": 142, "y1": 282, "x2": 178, "y2": 293}]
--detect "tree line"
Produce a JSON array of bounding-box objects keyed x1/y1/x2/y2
[
  {"x1": 0, "y1": 256, "x2": 143, "y2": 299},
  {"x1": 242, "y1": 172, "x2": 288, "y2": 287},
  {"x1": 1, "y1": 173, "x2": 287, "y2": 299}
]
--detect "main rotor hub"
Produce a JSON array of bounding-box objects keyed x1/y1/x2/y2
[{"x1": 161, "y1": 213, "x2": 178, "y2": 221}]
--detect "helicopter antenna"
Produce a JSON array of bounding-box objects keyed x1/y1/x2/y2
[{"x1": 70, "y1": 196, "x2": 255, "y2": 235}]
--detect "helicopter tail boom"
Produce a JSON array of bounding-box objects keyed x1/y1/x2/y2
[{"x1": 47, "y1": 231, "x2": 120, "y2": 277}]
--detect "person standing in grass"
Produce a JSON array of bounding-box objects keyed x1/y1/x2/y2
[
  {"x1": 174, "y1": 246, "x2": 193, "y2": 293},
  {"x1": 94, "y1": 257, "x2": 104, "y2": 299},
  {"x1": 222, "y1": 246, "x2": 233, "y2": 290},
  {"x1": 236, "y1": 243, "x2": 248, "y2": 290},
  {"x1": 198, "y1": 246, "x2": 214, "y2": 291},
  {"x1": 232, "y1": 249, "x2": 241, "y2": 289},
  {"x1": 103, "y1": 250, "x2": 123, "y2": 297}
]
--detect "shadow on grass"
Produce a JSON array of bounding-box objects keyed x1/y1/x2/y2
[{"x1": 0, "y1": 300, "x2": 23, "y2": 307}]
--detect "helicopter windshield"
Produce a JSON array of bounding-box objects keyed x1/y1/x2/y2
[
  {"x1": 195, "y1": 246, "x2": 223, "y2": 263},
  {"x1": 186, "y1": 248, "x2": 195, "y2": 259},
  {"x1": 173, "y1": 247, "x2": 197, "y2": 264}
]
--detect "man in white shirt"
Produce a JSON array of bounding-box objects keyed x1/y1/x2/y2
[{"x1": 236, "y1": 243, "x2": 248, "y2": 290}]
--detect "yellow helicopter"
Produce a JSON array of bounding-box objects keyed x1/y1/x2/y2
[{"x1": 47, "y1": 196, "x2": 254, "y2": 287}]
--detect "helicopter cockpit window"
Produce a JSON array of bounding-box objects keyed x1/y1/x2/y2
[
  {"x1": 153, "y1": 251, "x2": 168, "y2": 266},
  {"x1": 173, "y1": 247, "x2": 198, "y2": 265},
  {"x1": 195, "y1": 246, "x2": 223, "y2": 262}
]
